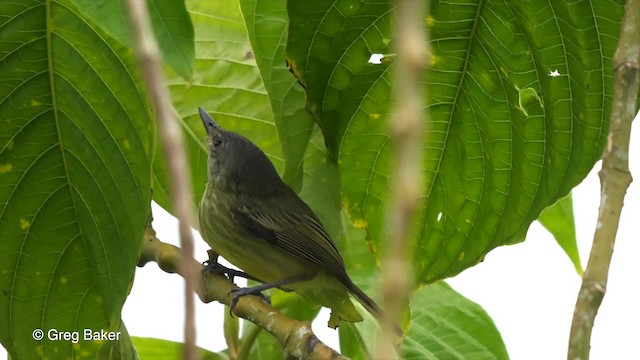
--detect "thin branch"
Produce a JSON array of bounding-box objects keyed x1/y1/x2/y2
[
  {"x1": 124, "y1": 1, "x2": 199, "y2": 359},
  {"x1": 138, "y1": 227, "x2": 347, "y2": 360},
  {"x1": 377, "y1": 0, "x2": 429, "y2": 359},
  {"x1": 567, "y1": 0, "x2": 639, "y2": 358}
]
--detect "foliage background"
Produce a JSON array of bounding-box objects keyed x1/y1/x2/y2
[{"x1": 1, "y1": 0, "x2": 636, "y2": 359}]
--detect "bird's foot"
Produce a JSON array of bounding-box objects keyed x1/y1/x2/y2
[{"x1": 228, "y1": 287, "x2": 271, "y2": 317}]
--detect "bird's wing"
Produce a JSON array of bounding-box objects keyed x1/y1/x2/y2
[{"x1": 230, "y1": 198, "x2": 348, "y2": 280}]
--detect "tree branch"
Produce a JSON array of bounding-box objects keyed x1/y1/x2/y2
[
  {"x1": 124, "y1": 1, "x2": 200, "y2": 358},
  {"x1": 138, "y1": 225, "x2": 347, "y2": 360},
  {"x1": 568, "y1": 0, "x2": 639, "y2": 358},
  {"x1": 377, "y1": 0, "x2": 429, "y2": 359}
]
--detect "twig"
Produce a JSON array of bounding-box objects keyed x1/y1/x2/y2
[
  {"x1": 567, "y1": 0, "x2": 639, "y2": 359},
  {"x1": 376, "y1": 0, "x2": 429, "y2": 359},
  {"x1": 138, "y1": 230, "x2": 347, "y2": 360},
  {"x1": 124, "y1": 1, "x2": 199, "y2": 359}
]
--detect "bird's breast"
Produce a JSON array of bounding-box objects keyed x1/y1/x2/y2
[{"x1": 198, "y1": 189, "x2": 315, "y2": 282}]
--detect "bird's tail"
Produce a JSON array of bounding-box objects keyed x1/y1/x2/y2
[
  {"x1": 345, "y1": 280, "x2": 383, "y2": 319},
  {"x1": 344, "y1": 278, "x2": 404, "y2": 336}
]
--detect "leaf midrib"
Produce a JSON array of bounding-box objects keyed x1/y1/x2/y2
[{"x1": 417, "y1": 0, "x2": 486, "y2": 259}]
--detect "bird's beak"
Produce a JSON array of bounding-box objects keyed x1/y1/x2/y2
[{"x1": 199, "y1": 107, "x2": 220, "y2": 136}]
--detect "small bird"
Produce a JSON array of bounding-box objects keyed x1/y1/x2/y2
[{"x1": 197, "y1": 107, "x2": 382, "y2": 328}]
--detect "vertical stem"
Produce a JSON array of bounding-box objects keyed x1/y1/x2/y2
[
  {"x1": 567, "y1": 0, "x2": 639, "y2": 359},
  {"x1": 125, "y1": 1, "x2": 198, "y2": 359},
  {"x1": 376, "y1": 0, "x2": 429, "y2": 359}
]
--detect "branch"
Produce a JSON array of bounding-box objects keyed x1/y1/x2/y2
[
  {"x1": 138, "y1": 225, "x2": 347, "y2": 360},
  {"x1": 377, "y1": 0, "x2": 429, "y2": 359},
  {"x1": 567, "y1": 0, "x2": 639, "y2": 358},
  {"x1": 124, "y1": 1, "x2": 200, "y2": 358}
]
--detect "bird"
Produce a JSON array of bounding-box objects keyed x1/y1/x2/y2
[{"x1": 197, "y1": 107, "x2": 383, "y2": 329}]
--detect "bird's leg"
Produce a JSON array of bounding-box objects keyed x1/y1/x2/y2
[
  {"x1": 203, "y1": 260, "x2": 257, "y2": 282},
  {"x1": 228, "y1": 275, "x2": 313, "y2": 316}
]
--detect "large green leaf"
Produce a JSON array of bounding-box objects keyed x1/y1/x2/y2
[
  {"x1": 98, "y1": 322, "x2": 138, "y2": 360},
  {"x1": 400, "y1": 283, "x2": 509, "y2": 359},
  {"x1": 72, "y1": 0, "x2": 195, "y2": 79},
  {"x1": 286, "y1": 0, "x2": 623, "y2": 283},
  {"x1": 0, "y1": 0, "x2": 153, "y2": 358},
  {"x1": 153, "y1": 0, "x2": 281, "y2": 216},
  {"x1": 339, "y1": 281, "x2": 508, "y2": 359},
  {"x1": 131, "y1": 337, "x2": 225, "y2": 360},
  {"x1": 239, "y1": 0, "x2": 315, "y2": 191}
]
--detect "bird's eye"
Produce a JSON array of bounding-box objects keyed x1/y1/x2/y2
[{"x1": 213, "y1": 136, "x2": 223, "y2": 148}]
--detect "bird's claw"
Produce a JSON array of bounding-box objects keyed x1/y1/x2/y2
[{"x1": 228, "y1": 287, "x2": 271, "y2": 317}]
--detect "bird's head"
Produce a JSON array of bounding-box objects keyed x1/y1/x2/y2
[{"x1": 199, "y1": 107, "x2": 283, "y2": 196}]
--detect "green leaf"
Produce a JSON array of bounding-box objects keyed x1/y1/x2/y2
[
  {"x1": 400, "y1": 282, "x2": 509, "y2": 360},
  {"x1": 131, "y1": 337, "x2": 226, "y2": 360},
  {"x1": 72, "y1": 0, "x2": 195, "y2": 79},
  {"x1": 339, "y1": 282, "x2": 508, "y2": 360},
  {"x1": 286, "y1": 0, "x2": 623, "y2": 283},
  {"x1": 240, "y1": 323, "x2": 283, "y2": 360},
  {"x1": 153, "y1": 0, "x2": 281, "y2": 216},
  {"x1": 240, "y1": 0, "x2": 315, "y2": 191},
  {"x1": 270, "y1": 289, "x2": 321, "y2": 322},
  {"x1": 223, "y1": 308, "x2": 240, "y2": 358},
  {"x1": 339, "y1": 322, "x2": 371, "y2": 360},
  {"x1": 146, "y1": 0, "x2": 194, "y2": 79},
  {"x1": 538, "y1": 193, "x2": 582, "y2": 274},
  {"x1": 0, "y1": 0, "x2": 153, "y2": 358},
  {"x1": 97, "y1": 322, "x2": 138, "y2": 360}
]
